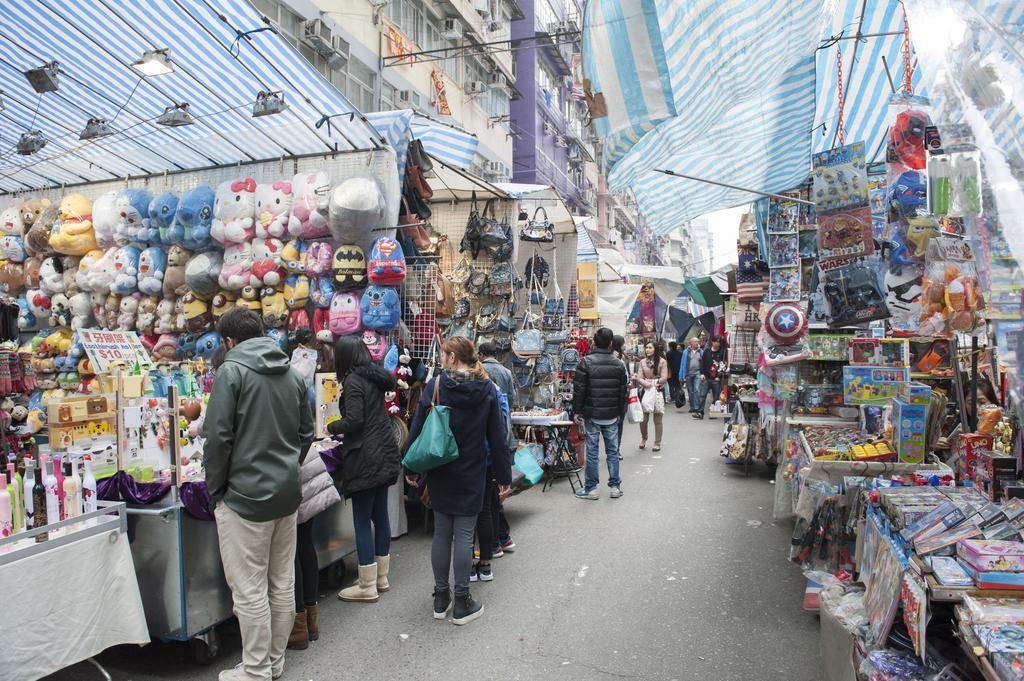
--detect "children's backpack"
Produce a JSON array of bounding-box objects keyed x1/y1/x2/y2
[
  {"x1": 332, "y1": 244, "x2": 367, "y2": 291},
  {"x1": 559, "y1": 346, "x2": 580, "y2": 372},
  {"x1": 328, "y1": 290, "x2": 361, "y2": 337},
  {"x1": 367, "y1": 237, "x2": 407, "y2": 286},
  {"x1": 361, "y1": 329, "x2": 388, "y2": 360},
  {"x1": 311, "y1": 276, "x2": 335, "y2": 309},
  {"x1": 489, "y1": 262, "x2": 513, "y2": 297},
  {"x1": 304, "y1": 241, "x2": 333, "y2": 278},
  {"x1": 360, "y1": 285, "x2": 402, "y2": 331}
]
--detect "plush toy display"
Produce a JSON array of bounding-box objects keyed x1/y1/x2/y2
[
  {"x1": 329, "y1": 290, "x2": 361, "y2": 337},
  {"x1": 117, "y1": 294, "x2": 141, "y2": 331},
  {"x1": 212, "y1": 178, "x2": 257, "y2": 245},
  {"x1": 152, "y1": 334, "x2": 179, "y2": 362},
  {"x1": 384, "y1": 390, "x2": 400, "y2": 416},
  {"x1": 177, "y1": 333, "x2": 198, "y2": 360},
  {"x1": 39, "y1": 256, "x2": 65, "y2": 296},
  {"x1": 138, "y1": 246, "x2": 167, "y2": 296},
  {"x1": 361, "y1": 329, "x2": 388, "y2": 361},
  {"x1": 85, "y1": 248, "x2": 118, "y2": 295},
  {"x1": 360, "y1": 285, "x2": 401, "y2": 331},
  {"x1": 395, "y1": 346, "x2": 413, "y2": 390},
  {"x1": 328, "y1": 177, "x2": 386, "y2": 245},
  {"x1": 282, "y1": 239, "x2": 307, "y2": 275},
  {"x1": 135, "y1": 295, "x2": 158, "y2": 334},
  {"x1": 195, "y1": 331, "x2": 222, "y2": 360},
  {"x1": 219, "y1": 241, "x2": 254, "y2": 291},
  {"x1": 251, "y1": 238, "x2": 285, "y2": 287},
  {"x1": 211, "y1": 291, "x2": 236, "y2": 320},
  {"x1": 103, "y1": 293, "x2": 121, "y2": 330},
  {"x1": 185, "y1": 250, "x2": 223, "y2": 300},
  {"x1": 148, "y1": 192, "x2": 179, "y2": 245},
  {"x1": 17, "y1": 298, "x2": 38, "y2": 331},
  {"x1": 261, "y1": 286, "x2": 288, "y2": 328},
  {"x1": 1, "y1": 201, "x2": 21, "y2": 236},
  {"x1": 91, "y1": 191, "x2": 119, "y2": 249},
  {"x1": 50, "y1": 293, "x2": 72, "y2": 328},
  {"x1": 74, "y1": 249, "x2": 103, "y2": 292},
  {"x1": 304, "y1": 241, "x2": 333, "y2": 278},
  {"x1": 113, "y1": 188, "x2": 152, "y2": 246},
  {"x1": 62, "y1": 255, "x2": 81, "y2": 295},
  {"x1": 155, "y1": 298, "x2": 177, "y2": 335},
  {"x1": 0, "y1": 263, "x2": 24, "y2": 295},
  {"x1": 181, "y1": 292, "x2": 212, "y2": 334},
  {"x1": 255, "y1": 180, "x2": 293, "y2": 239},
  {"x1": 332, "y1": 244, "x2": 367, "y2": 291},
  {"x1": 288, "y1": 172, "x2": 331, "y2": 240},
  {"x1": 111, "y1": 246, "x2": 141, "y2": 295},
  {"x1": 237, "y1": 285, "x2": 262, "y2": 311},
  {"x1": 49, "y1": 193, "x2": 97, "y2": 255},
  {"x1": 367, "y1": 237, "x2": 407, "y2": 286},
  {"x1": 163, "y1": 245, "x2": 190, "y2": 298},
  {"x1": 0, "y1": 234, "x2": 27, "y2": 263},
  {"x1": 172, "y1": 186, "x2": 215, "y2": 251},
  {"x1": 23, "y1": 198, "x2": 58, "y2": 256},
  {"x1": 285, "y1": 274, "x2": 310, "y2": 332}
]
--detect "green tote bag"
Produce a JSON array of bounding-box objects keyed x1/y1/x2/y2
[{"x1": 402, "y1": 378, "x2": 460, "y2": 473}]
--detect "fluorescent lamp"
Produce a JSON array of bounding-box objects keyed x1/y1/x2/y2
[
  {"x1": 24, "y1": 62, "x2": 60, "y2": 93},
  {"x1": 252, "y1": 91, "x2": 287, "y2": 118},
  {"x1": 80, "y1": 118, "x2": 114, "y2": 140},
  {"x1": 132, "y1": 49, "x2": 173, "y2": 77},
  {"x1": 17, "y1": 131, "x2": 47, "y2": 155},
  {"x1": 156, "y1": 103, "x2": 193, "y2": 127}
]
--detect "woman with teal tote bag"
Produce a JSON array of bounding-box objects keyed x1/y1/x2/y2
[{"x1": 407, "y1": 336, "x2": 511, "y2": 626}]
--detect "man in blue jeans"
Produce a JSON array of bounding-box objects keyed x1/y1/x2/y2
[
  {"x1": 571, "y1": 327, "x2": 629, "y2": 500},
  {"x1": 679, "y1": 337, "x2": 705, "y2": 419}
]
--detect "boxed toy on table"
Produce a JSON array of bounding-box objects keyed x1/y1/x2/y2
[
  {"x1": 847, "y1": 338, "x2": 910, "y2": 367},
  {"x1": 975, "y1": 451, "x2": 1018, "y2": 502},
  {"x1": 842, "y1": 366, "x2": 910, "y2": 405},
  {"x1": 958, "y1": 433, "x2": 994, "y2": 482}
]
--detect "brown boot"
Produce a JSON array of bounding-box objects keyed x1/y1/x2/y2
[
  {"x1": 287, "y1": 611, "x2": 309, "y2": 650},
  {"x1": 305, "y1": 604, "x2": 319, "y2": 641}
]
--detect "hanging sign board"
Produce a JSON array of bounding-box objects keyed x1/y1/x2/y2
[
  {"x1": 577, "y1": 261, "x2": 598, "y2": 319},
  {"x1": 79, "y1": 330, "x2": 153, "y2": 374}
]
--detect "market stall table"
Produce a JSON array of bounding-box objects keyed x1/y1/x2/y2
[{"x1": 540, "y1": 420, "x2": 583, "y2": 493}]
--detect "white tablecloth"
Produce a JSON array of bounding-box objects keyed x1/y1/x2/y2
[{"x1": 0, "y1": 527, "x2": 150, "y2": 681}]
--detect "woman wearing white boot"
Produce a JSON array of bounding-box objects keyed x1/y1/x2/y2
[{"x1": 328, "y1": 336, "x2": 402, "y2": 603}]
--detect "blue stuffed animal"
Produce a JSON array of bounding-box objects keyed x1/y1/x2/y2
[
  {"x1": 176, "y1": 332, "x2": 197, "y2": 360},
  {"x1": 360, "y1": 285, "x2": 401, "y2": 331},
  {"x1": 111, "y1": 245, "x2": 142, "y2": 295},
  {"x1": 137, "y1": 246, "x2": 167, "y2": 296},
  {"x1": 172, "y1": 186, "x2": 215, "y2": 252},
  {"x1": 265, "y1": 327, "x2": 289, "y2": 350},
  {"x1": 148, "y1": 192, "x2": 179, "y2": 245},
  {"x1": 113, "y1": 188, "x2": 152, "y2": 246},
  {"x1": 195, "y1": 331, "x2": 222, "y2": 360}
]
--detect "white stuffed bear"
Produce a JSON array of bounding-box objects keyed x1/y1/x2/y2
[
  {"x1": 39, "y1": 256, "x2": 65, "y2": 296},
  {"x1": 91, "y1": 191, "x2": 119, "y2": 249},
  {"x1": 1, "y1": 201, "x2": 21, "y2": 236},
  {"x1": 255, "y1": 180, "x2": 293, "y2": 239},
  {"x1": 219, "y1": 241, "x2": 254, "y2": 291},
  {"x1": 117, "y1": 294, "x2": 141, "y2": 331},
  {"x1": 69, "y1": 291, "x2": 93, "y2": 330},
  {"x1": 211, "y1": 178, "x2": 256, "y2": 245},
  {"x1": 86, "y1": 247, "x2": 118, "y2": 295},
  {"x1": 155, "y1": 297, "x2": 177, "y2": 335}
]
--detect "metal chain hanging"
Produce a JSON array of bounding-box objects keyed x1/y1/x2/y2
[
  {"x1": 835, "y1": 47, "x2": 847, "y2": 146},
  {"x1": 901, "y1": 1, "x2": 914, "y2": 94}
]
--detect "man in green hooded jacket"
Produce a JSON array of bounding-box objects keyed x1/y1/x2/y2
[{"x1": 204, "y1": 307, "x2": 313, "y2": 681}]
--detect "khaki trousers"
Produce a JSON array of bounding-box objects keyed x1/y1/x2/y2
[{"x1": 215, "y1": 502, "x2": 297, "y2": 681}]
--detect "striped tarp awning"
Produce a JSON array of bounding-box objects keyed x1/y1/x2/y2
[
  {"x1": 0, "y1": 0, "x2": 385, "y2": 193},
  {"x1": 364, "y1": 110, "x2": 480, "y2": 182}
]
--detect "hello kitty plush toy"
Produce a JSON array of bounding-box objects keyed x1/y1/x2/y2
[
  {"x1": 212, "y1": 178, "x2": 256, "y2": 245},
  {"x1": 26, "y1": 289, "x2": 51, "y2": 326},
  {"x1": 39, "y1": 256, "x2": 65, "y2": 296},
  {"x1": 86, "y1": 247, "x2": 118, "y2": 295},
  {"x1": 251, "y1": 238, "x2": 285, "y2": 287},
  {"x1": 288, "y1": 172, "x2": 330, "y2": 239},
  {"x1": 171, "y1": 186, "x2": 215, "y2": 251},
  {"x1": 255, "y1": 180, "x2": 293, "y2": 239},
  {"x1": 137, "y1": 246, "x2": 167, "y2": 296},
  {"x1": 113, "y1": 188, "x2": 152, "y2": 246},
  {"x1": 148, "y1": 192, "x2": 179, "y2": 245},
  {"x1": 111, "y1": 246, "x2": 141, "y2": 295},
  {"x1": 91, "y1": 191, "x2": 119, "y2": 249},
  {"x1": 69, "y1": 291, "x2": 93, "y2": 330},
  {"x1": 219, "y1": 241, "x2": 254, "y2": 291},
  {"x1": 155, "y1": 298, "x2": 177, "y2": 335}
]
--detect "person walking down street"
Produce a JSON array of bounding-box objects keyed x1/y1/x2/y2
[
  {"x1": 477, "y1": 342, "x2": 517, "y2": 573},
  {"x1": 665, "y1": 341, "x2": 683, "y2": 409},
  {"x1": 634, "y1": 340, "x2": 668, "y2": 451},
  {"x1": 328, "y1": 336, "x2": 402, "y2": 604},
  {"x1": 679, "y1": 337, "x2": 704, "y2": 419},
  {"x1": 572, "y1": 327, "x2": 628, "y2": 500},
  {"x1": 204, "y1": 307, "x2": 314, "y2": 681},
  {"x1": 697, "y1": 336, "x2": 728, "y2": 419},
  {"x1": 611, "y1": 334, "x2": 628, "y2": 455},
  {"x1": 408, "y1": 337, "x2": 511, "y2": 626}
]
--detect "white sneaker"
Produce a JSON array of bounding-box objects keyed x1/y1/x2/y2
[
  {"x1": 219, "y1": 664, "x2": 265, "y2": 681},
  {"x1": 610, "y1": 486, "x2": 623, "y2": 499}
]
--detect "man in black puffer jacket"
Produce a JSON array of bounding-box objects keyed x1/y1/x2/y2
[{"x1": 572, "y1": 327, "x2": 628, "y2": 500}]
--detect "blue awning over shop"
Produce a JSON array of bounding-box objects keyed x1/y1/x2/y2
[
  {"x1": 365, "y1": 110, "x2": 480, "y2": 180},
  {"x1": 0, "y1": 0, "x2": 386, "y2": 193}
]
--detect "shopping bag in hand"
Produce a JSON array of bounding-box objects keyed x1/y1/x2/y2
[
  {"x1": 402, "y1": 379, "x2": 459, "y2": 473},
  {"x1": 513, "y1": 447, "x2": 544, "y2": 486},
  {"x1": 640, "y1": 387, "x2": 657, "y2": 414},
  {"x1": 627, "y1": 384, "x2": 644, "y2": 423}
]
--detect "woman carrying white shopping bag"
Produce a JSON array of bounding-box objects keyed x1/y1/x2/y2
[{"x1": 634, "y1": 340, "x2": 668, "y2": 451}]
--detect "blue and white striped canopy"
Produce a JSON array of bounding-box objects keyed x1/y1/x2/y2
[
  {"x1": 0, "y1": 0, "x2": 385, "y2": 193},
  {"x1": 364, "y1": 109, "x2": 480, "y2": 181}
]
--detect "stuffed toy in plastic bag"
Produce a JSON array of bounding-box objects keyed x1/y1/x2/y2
[
  {"x1": 251, "y1": 238, "x2": 285, "y2": 287},
  {"x1": 282, "y1": 239, "x2": 307, "y2": 275},
  {"x1": 367, "y1": 237, "x2": 406, "y2": 286},
  {"x1": 1, "y1": 202, "x2": 26, "y2": 263},
  {"x1": 332, "y1": 244, "x2": 366, "y2": 291},
  {"x1": 0, "y1": 262, "x2": 24, "y2": 296},
  {"x1": 91, "y1": 191, "x2": 118, "y2": 249},
  {"x1": 329, "y1": 290, "x2": 361, "y2": 337},
  {"x1": 117, "y1": 294, "x2": 141, "y2": 331},
  {"x1": 328, "y1": 176, "x2": 385, "y2": 245},
  {"x1": 112, "y1": 189, "x2": 152, "y2": 246},
  {"x1": 154, "y1": 298, "x2": 177, "y2": 335},
  {"x1": 212, "y1": 178, "x2": 257, "y2": 245},
  {"x1": 219, "y1": 241, "x2": 254, "y2": 291},
  {"x1": 184, "y1": 250, "x2": 223, "y2": 300},
  {"x1": 181, "y1": 292, "x2": 212, "y2": 334},
  {"x1": 360, "y1": 285, "x2": 401, "y2": 331},
  {"x1": 255, "y1": 180, "x2": 293, "y2": 239},
  {"x1": 195, "y1": 331, "x2": 222, "y2": 361},
  {"x1": 69, "y1": 291, "x2": 93, "y2": 330},
  {"x1": 22, "y1": 198, "x2": 58, "y2": 257},
  {"x1": 304, "y1": 241, "x2": 333, "y2": 278},
  {"x1": 289, "y1": 172, "x2": 331, "y2": 240},
  {"x1": 148, "y1": 192, "x2": 179, "y2": 245},
  {"x1": 49, "y1": 193, "x2": 97, "y2": 256},
  {"x1": 261, "y1": 286, "x2": 288, "y2": 328},
  {"x1": 1, "y1": 234, "x2": 27, "y2": 263},
  {"x1": 39, "y1": 256, "x2": 65, "y2": 296},
  {"x1": 136, "y1": 295, "x2": 157, "y2": 335},
  {"x1": 310, "y1": 276, "x2": 334, "y2": 310},
  {"x1": 285, "y1": 274, "x2": 310, "y2": 331},
  {"x1": 110, "y1": 246, "x2": 142, "y2": 295},
  {"x1": 85, "y1": 247, "x2": 117, "y2": 295},
  {"x1": 163, "y1": 245, "x2": 190, "y2": 298},
  {"x1": 137, "y1": 246, "x2": 167, "y2": 296},
  {"x1": 74, "y1": 249, "x2": 103, "y2": 293},
  {"x1": 171, "y1": 186, "x2": 215, "y2": 252},
  {"x1": 1, "y1": 201, "x2": 21, "y2": 237}
]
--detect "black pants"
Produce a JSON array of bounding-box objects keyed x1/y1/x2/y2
[
  {"x1": 668, "y1": 377, "x2": 682, "y2": 405},
  {"x1": 476, "y1": 474, "x2": 501, "y2": 562},
  {"x1": 294, "y1": 518, "x2": 318, "y2": 612}
]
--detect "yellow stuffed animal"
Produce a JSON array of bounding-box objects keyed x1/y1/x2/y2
[{"x1": 50, "y1": 193, "x2": 98, "y2": 256}]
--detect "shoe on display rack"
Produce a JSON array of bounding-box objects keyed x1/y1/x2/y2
[
  {"x1": 575, "y1": 487, "x2": 599, "y2": 500},
  {"x1": 433, "y1": 588, "x2": 452, "y2": 620},
  {"x1": 452, "y1": 593, "x2": 484, "y2": 625},
  {"x1": 610, "y1": 486, "x2": 623, "y2": 499}
]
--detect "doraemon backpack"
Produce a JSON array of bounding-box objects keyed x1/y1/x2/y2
[
  {"x1": 367, "y1": 238, "x2": 406, "y2": 286},
  {"x1": 329, "y1": 291, "x2": 362, "y2": 337},
  {"x1": 360, "y1": 285, "x2": 401, "y2": 331}
]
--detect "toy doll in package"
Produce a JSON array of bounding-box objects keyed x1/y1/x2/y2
[
  {"x1": 818, "y1": 256, "x2": 890, "y2": 328},
  {"x1": 919, "y1": 237, "x2": 985, "y2": 337}
]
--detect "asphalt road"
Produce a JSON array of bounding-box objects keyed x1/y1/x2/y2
[{"x1": 48, "y1": 409, "x2": 821, "y2": 681}]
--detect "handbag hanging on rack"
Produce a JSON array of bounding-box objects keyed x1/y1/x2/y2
[
  {"x1": 542, "y1": 254, "x2": 564, "y2": 331},
  {"x1": 519, "y1": 206, "x2": 555, "y2": 243},
  {"x1": 460, "y1": 192, "x2": 484, "y2": 258}
]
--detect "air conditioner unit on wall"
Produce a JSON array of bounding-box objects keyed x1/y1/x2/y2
[
  {"x1": 542, "y1": 122, "x2": 556, "y2": 136},
  {"x1": 473, "y1": 0, "x2": 489, "y2": 14},
  {"x1": 488, "y1": 73, "x2": 507, "y2": 89},
  {"x1": 467, "y1": 80, "x2": 488, "y2": 94},
  {"x1": 303, "y1": 19, "x2": 334, "y2": 57},
  {"x1": 443, "y1": 18, "x2": 463, "y2": 40},
  {"x1": 332, "y1": 35, "x2": 351, "y2": 59}
]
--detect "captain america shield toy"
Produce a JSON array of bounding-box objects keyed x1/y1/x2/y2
[{"x1": 765, "y1": 302, "x2": 808, "y2": 345}]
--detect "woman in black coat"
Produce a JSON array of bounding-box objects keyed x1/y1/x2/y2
[
  {"x1": 328, "y1": 336, "x2": 401, "y2": 603},
  {"x1": 408, "y1": 336, "x2": 511, "y2": 626}
]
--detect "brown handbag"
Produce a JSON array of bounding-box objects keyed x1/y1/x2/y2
[
  {"x1": 399, "y1": 197, "x2": 435, "y2": 253},
  {"x1": 406, "y1": 163, "x2": 434, "y2": 200}
]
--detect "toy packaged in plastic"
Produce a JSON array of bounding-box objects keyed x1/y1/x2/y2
[
  {"x1": 818, "y1": 256, "x2": 889, "y2": 328},
  {"x1": 883, "y1": 263, "x2": 923, "y2": 333},
  {"x1": 919, "y1": 237, "x2": 985, "y2": 337}
]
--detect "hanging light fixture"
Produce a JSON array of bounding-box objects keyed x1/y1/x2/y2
[
  {"x1": 16, "y1": 131, "x2": 47, "y2": 155},
  {"x1": 79, "y1": 118, "x2": 114, "y2": 140},
  {"x1": 132, "y1": 49, "x2": 173, "y2": 77},
  {"x1": 156, "y1": 103, "x2": 193, "y2": 127},
  {"x1": 24, "y1": 62, "x2": 61, "y2": 93},
  {"x1": 252, "y1": 90, "x2": 287, "y2": 118}
]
